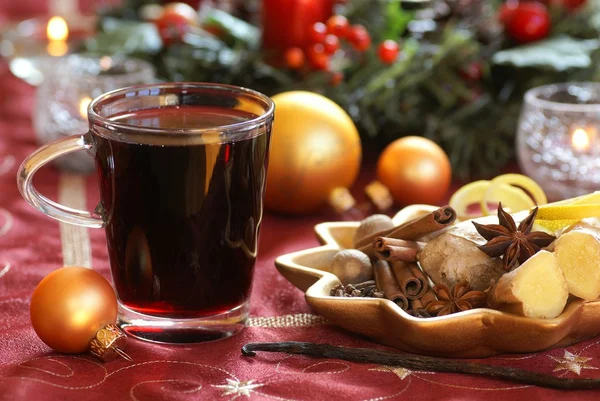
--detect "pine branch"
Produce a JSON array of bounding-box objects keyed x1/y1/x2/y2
[{"x1": 88, "y1": 0, "x2": 600, "y2": 178}]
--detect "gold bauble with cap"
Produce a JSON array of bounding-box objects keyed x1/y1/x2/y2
[
  {"x1": 377, "y1": 136, "x2": 451, "y2": 206},
  {"x1": 265, "y1": 91, "x2": 362, "y2": 215},
  {"x1": 30, "y1": 266, "x2": 131, "y2": 362}
]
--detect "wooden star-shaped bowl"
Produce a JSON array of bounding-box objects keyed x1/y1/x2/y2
[{"x1": 275, "y1": 205, "x2": 600, "y2": 358}]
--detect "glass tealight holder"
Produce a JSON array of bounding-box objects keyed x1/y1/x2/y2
[
  {"x1": 517, "y1": 82, "x2": 600, "y2": 200},
  {"x1": 0, "y1": 15, "x2": 96, "y2": 86},
  {"x1": 33, "y1": 54, "x2": 156, "y2": 173}
]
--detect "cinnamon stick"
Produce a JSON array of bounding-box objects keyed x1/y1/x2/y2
[
  {"x1": 391, "y1": 261, "x2": 422, "y2": 299},
  {"x1": 420, "y1": 287, "x2": 437, "y2": 308},
  {"x1": 408, "y1": 263, "x2": 429, "y2": 299},
  {"x1": 374, "y1": 237, "x2": 421, "y2": 251},
  {"x1": 373, "y1": 260, "x2": 409, "y2": 311},
  {"x1": 374, "y1": 246, "x2": 419, "y2": 262},
  {"x1": 410, "y1": 298, "x2": 423, "y2": 310},
  {"x1": 356, "y1": 205, "x2": 456, "y2": 254},
  {"x1": 389, "y1": 262, "x2": 429, "y2": 300},
  {"x1": 409, "y1": 298, "x2": 431, "y2": 318},
  {"x1": 242, "y1": 342, "x2": 600, "y2": 390},
  {"x1": 373, "y1": 237, "x2": 423, "y2": 262}
]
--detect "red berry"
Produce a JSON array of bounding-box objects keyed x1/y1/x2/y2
[
  {"x1": 460, "y1": 62, "x2": 483, "y2": 81},
  {"x1": 562, "y1": 0, "x2": 586, "y2": 10},
  {"x1": 348, "y1": 25, "x2": 371, "y2": 52},
  {"x1": 155, "y1": 12, "x2": 191, "y2": 45},
  {"x1": 162, "y1": 2, "x2": 198, "y2": 24},
  {"x1": 330, "y1": 71, "x2": 344, "y2": 86},
  {"x1": 505, "y1": 3, "x2": 550, "y2": 43},
  {"x1": 174, "y1": 0, "x2": 202, "y2": 8},
  {"x1": 377, "y1": 40, "x2": 400, "y2": 64},
  {"x1": 326, "y1": 15, "x2": 350, "y2": 38},
  {"x1": 307, "y1": 43, "x2": 330, "y2": 70},
  {"x1": 284, "y1": 47, "x2": 305, "y2": 69},
  {"x1": 498, "y1": 1, "x2": 518, "y2": 25},
  {"x1": 323, "y1": 34, "x2": 340, "y2": 54},
  {"x1": 308, "y1": 22, "x2": 327, "y2": 44}
]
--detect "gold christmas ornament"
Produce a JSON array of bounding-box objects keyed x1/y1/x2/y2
[
  {"x1": 265, "y1": 91, "x2": 362, "y2": 215},
  {"x1": 30, "y1": 266, "x2": 131, "y2": 362},
  {"x1": 376, "y1": 136, "x2": 452, "y2": 206}
]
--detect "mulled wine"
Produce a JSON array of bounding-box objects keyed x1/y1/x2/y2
[{"x1": 93, "y1": 106, "x2": 270, "y2": 319}]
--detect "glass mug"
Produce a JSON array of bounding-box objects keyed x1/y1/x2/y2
[{"x1": 17, "y1": 83, "x2": 274, "y2": 343}]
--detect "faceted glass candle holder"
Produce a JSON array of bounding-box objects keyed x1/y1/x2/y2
[
  {"x1": 517, "y1": 82, "x2": 600, "y2": 200},
  {"x1": 33, "y1": 54, "x2": 156, "y2": 173},
  {"x1": 0, "y1": 15, "x2": 96, "y2": 86}
]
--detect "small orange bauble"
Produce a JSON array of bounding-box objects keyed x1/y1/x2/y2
[
  {"x1": 30, "y1": 266, "x2": 117, "y2": 354},
  {"x1": 377, "y1": 136, "x2": 452, "y2": 206},
  {"x1": 265, "y1": 91, "x2": 362, "y2": 214}
]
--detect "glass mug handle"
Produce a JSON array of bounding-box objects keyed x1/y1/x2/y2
[{"x1": 16, "y1": 134, "x2": 105, "y2": 228}]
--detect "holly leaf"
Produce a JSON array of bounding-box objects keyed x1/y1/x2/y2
[
  {"x1": 383, "y1": 0, "x2": 413, "y2": 39},
  {"x1": 492, "y1": 35, "x2": 600, "y2": 71},
  {"x1": 84, "y1": 18, "x2": 162, "y2": 54},
  {"x1": 202, "y1": 9, "x2": 260, "y2": 49}
]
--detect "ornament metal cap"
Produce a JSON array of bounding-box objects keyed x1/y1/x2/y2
[
  {"x1": 89, "y1": 324, "x2": 132, "y2": 362},
  {"x1": 328, "y1": 187, "x2": 356, "y2": 214},
  {"x1": 365, "y1": 181, "x2": 393, "y2": 212}
]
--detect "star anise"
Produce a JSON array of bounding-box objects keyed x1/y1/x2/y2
[
  {"x1": 472, "y1": 203, "x2": 556, "y2": 271},
  {"x1": 425, "y1": 282, "x2": 486, "y2": 316}
]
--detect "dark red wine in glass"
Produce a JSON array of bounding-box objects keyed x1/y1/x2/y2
[
  {"x1": 17, "y1": 82, "x2": 274, "y2": 344},
  {"x1": 93, "y1": 106, "x2": 270, "y2": 321}
]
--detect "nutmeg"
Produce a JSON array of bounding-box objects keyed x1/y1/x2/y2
[
  {"x1": 353, "y1": 214, "x2": 394, "y2": 248},
  {"x1": 329, "y1": 249, "x2": 373, "y2": 285}
]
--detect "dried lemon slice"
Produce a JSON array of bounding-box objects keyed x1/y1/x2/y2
[
  {"x1": 571, "y1": 191, "x2": 600, "y2": 205},
  {"x1": 481, "y1": 174, "x2": 547, "y2": 216},
  {"x1": 536, "y1": 204, "x2": 600, "y2": 221},
  {"x1": 449, "y1": 180, "x2": 531, "y2": 220},
  {"x1": 534, "y1": 219, "x2": 579, "y2": 233},
  {"x1": 479, "y1": 185, "x2": 535, "y2": 217},
  {"x1": 535, "y1": 192, "x2": 600, "y2": 232},
  {"x1": 449, "y1": 180, "x2": 490, "y2": 220},
  {"x1": 541, "y1": 191, "x2": 600, "y2": 207}
]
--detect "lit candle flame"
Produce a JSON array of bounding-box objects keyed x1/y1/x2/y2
[
  {"x1": 99, "y1": 56, "x2": 112, "y2": 71},
  {"x1": 79, "y1": 96, "x2": 92, "y2": 119},
  {"x1": 572, "y1": 128, "x2": 592, "y2": 152},
  {"x1": 47, "y1": 16, "x2": 69, "y2": 41},
  {"x1": 47, "y1": 16, "x2": 69, "y2": 57}
]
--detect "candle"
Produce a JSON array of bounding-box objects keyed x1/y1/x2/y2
[
  {"x1": 33, "y1": 55, "x2": 156, "y2": 172},
  {"x1": 78, "y1": 96, "x2": 92, "y2": 119},
  {"x1": 46, "y1": 16, "x2": 69, "y2": 57},
  {"x1": 99, "y1": 56, "x2": 112, "y2": 71},
  {"x1": 571, "y1": 127, "x2": 596, "y2": 153},
  {"x1": 2, "y1": 14, "x2": 96, "y2": 86},
  {"x1": 572, "y1": 128, "x2": 590, "y2": 152},
  {"x1": 49, "y1": 0, "x2": 78, "y2": 17},
  {"x1": 261, "y1": 0, "x2": 333, "y2": 52},
  {"x1": 517, "y1": 83, "x2": 600, "y2": 199}
]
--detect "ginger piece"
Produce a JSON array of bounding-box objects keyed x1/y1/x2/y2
[
  {"x1": 553, "y1": 220, "x2": 600, "y2": 301},
  {"x1": 488, "y1": 251, "x2": 568, "y2": 319},
  {"x1": 418, "y1": 233, "x2": 505, "y2": 291}
]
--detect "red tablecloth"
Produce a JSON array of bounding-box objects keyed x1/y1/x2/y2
[{"x1": 2, "y1": 14, "x2": 600, "y2": 401}]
